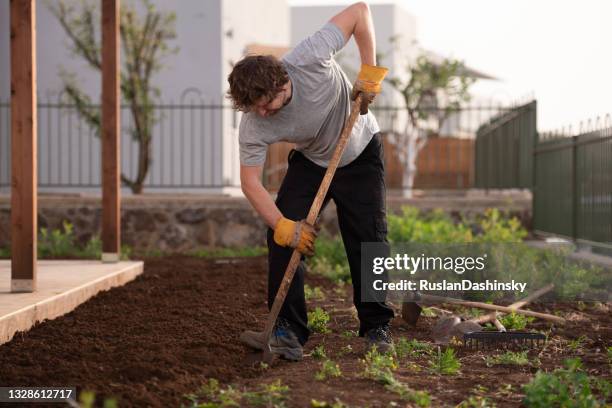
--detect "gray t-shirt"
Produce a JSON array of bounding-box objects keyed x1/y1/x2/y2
[{"x1": 238, "y1": 22, "x2": 380, "y2": 168}]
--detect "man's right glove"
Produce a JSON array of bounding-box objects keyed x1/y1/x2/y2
[
  {"x1": 273, "y1": 216, "x2": 319, "y2": 256},
  {"x1": 351, "y1": 64, "x2": 389, "y2": 115}
]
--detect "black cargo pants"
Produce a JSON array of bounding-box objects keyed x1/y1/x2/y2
[{"x1": 266, "y1": 132, "x2": 395, "y2": 346}]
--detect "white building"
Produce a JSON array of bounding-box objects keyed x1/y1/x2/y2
[{"x1": 0, "y1": 0, "x2": 289, "y2": 195}]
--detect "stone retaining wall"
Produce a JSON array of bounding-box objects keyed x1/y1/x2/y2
[{"x1": 0, "y1": 192, "x2": 531, "y2": 253}]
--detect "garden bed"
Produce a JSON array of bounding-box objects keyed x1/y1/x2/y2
[{"x1": 0, "y1": 255, "x2": 609, "y2": 407}]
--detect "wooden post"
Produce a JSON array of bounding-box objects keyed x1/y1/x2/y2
[
  {"x1": 101, "y1": 0, "x2": 121, "y2": 263},
  {"x1": 10, "y1": 0, "x2": 37, "y2": 292}
]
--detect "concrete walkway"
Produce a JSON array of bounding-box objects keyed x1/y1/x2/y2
[{"x1": 0, "y1": 260, "x2": 143, "y2": 345}]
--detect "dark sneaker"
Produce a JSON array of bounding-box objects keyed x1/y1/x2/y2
[
  {"x1": 240, "y1": 318, "x2": 303, "y2": 361},
  {"x1": 365, "y1": 324, "x2": 395, "y2": 354}
]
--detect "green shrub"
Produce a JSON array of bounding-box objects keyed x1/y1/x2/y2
[
  {"x1": 37, "y1": 221, "x2": 130, "y2": 260},
  {"x1": 309, "y1": 233, "x2": 351, "y2": 283},
  {"x1": 315, "y1": 359, "x2": 342, "y2": 381},
  {"x1": 39, "y1": 220, "x2": 77, "y2": 257},
  {"x1": 522, "y1": 358, "x2": 610, "y2": 407},
  {"x1": 0, "y1": 247, "x2": 9, "y2": 258},
  {"x1": 428, "y1": 347, "x2": 461, "y2": 375},
  {"x1": 387, "y1": 207, "x2": 473, "y2": 244},
  {"x1": 308, "y1": 307, "x2": 331, "y2": 333}
]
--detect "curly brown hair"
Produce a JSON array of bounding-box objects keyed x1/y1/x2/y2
[{"x1": 227, "y1": 55, "x2": 289, "y2": 112}]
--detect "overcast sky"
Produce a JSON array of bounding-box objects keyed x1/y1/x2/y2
[{"x1": 288, "y1": 0, "x2": 611, "y2": 131}]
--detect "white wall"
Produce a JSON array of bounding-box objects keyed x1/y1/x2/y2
[
  {"x1": 290, "y1": 3, "x2": 418, "y2": 109},
  {"x1": 0, "y1": 0, "x2": 290, "y2": 194}
]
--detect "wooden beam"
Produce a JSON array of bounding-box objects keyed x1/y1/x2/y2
[
  {"x1": 101, "y1": 0, "x2": 121, "y2": 263},
  {"x1": 10, "y1": 0, "x2": 37, "y2": 292}
]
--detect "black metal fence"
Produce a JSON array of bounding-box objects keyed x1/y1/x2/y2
[
  {"x1": 0, "y1": 96, "x2": 511, "y2": 192},
  {"x1": 474, "y1": 101, "x2": 612, "y2": 248},
  {"x1": 474, "y1": 101, "x2": 537, "y2": 189},
  {"x1": 0, "y1": 91, "x2": 239, "y2": 191},
  {"x1": 533, "y1": 122, "x2": 612, "y2": 247}
]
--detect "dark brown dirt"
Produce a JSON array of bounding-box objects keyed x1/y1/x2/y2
[{"x1": 0, "y1": 255, "x2": 609, "y2": 407}]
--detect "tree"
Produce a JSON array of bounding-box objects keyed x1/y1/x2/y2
[
  {"x1": 47, "y1": 0, "x2": 178, "y2": 194},
  {"x1": 387, "y1": 54, "x2": 476, "y2": 197}
]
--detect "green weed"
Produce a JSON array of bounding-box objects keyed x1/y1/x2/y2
[
  {"x1": 310, "y1": 398, "x2": 349, "y2": 408},
  {"x1": 308, "y1": 307, "x2": 331, "y2": 333},
  {"x1": 428, "y1": 347, "x2": 461, "y2": 375},
  {"x1": 485, "y1": 351, "x2": 530, "y2": 367},
  {"x1": 311, "y1": 345, "x2": 327, "y2": 360},
  {"x1": 315, "y1": 359, "x2": 342, "y2": 381},
  {"x1": 567, "y1": 335, "x2": 588, "y2": 351},
  {"x1": 456, "y1": 395, "x2": 496, "y2": 408},
  {"x1": 243, "y1": 380, "x2": 290, "y2": 407},
  {"x1": 522, "y1": 358, "x2": 610, "y2": 407},
  {"x1": 499, "y1": 312, "x2": 535, "y2": 330},
  {"x1": 304, "y1": 284, "x2": 325, "y2": 301},
  {"x1": 78, "y1": 390, "x2": 117, "y2": 408},
  {"x1": 395, "y1": 337, "x2": 434, "y2": 359}
]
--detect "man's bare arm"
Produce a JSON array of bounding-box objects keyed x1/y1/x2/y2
[
  {"x1": 240, "y1": 164, "x2": 283, "y2": 229},
  {"x1": 330, "y1": 2, "x2": 376, "y2": 65}
]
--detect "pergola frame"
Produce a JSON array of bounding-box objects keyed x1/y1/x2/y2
[{"x1": 10, "y1": 0, "x2": 121, "y2": 292}]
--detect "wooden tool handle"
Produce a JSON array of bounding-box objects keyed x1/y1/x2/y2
[
  {"x1": 470, "y1": 283, "x2": 555, "y2": 324},
  {"x1": 418, "y1": 292, "x2": 566, "y2": 324},
  {"x1": 262, "y1": 96, "x2": 364, "y2": 342}
]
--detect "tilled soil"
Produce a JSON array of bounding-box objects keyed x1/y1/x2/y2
[{"x1": 0, "y1": 255, "x2": 609, "y2": 407}]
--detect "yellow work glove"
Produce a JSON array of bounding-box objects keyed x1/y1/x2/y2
[
  {"x1": 351, "y1": 64, "x2": 389, "y2": 115},
  {"x1": 273, "y1": 216, "x2": 319, "y2": 256}
]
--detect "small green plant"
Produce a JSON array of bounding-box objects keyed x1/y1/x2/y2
[
  {"x1": 499, "y1": 312, "x2": 535, "y2": 330},
  {"x1": 428, "y1": 347, "x2": 460, "y2": 375},
  {"x1": 567, "y1": 335, "x2": 588, "y2": 351},
  {"x1": 304, "y1": 284, "x2": 325, "y2": 301},
  {"x1": 522, "y1": 358, "x2": 611, "y2": 407},
  {"x1": 361, "y1": 346, "x2": 398, "y2": 384},
  {"x1": 341, "y1": 330, "x2": 357, "y2": 338},
  {"x1": 184, "y1": 378, "x2": 241, "y2": 407},
  {"x1": 191, "y1": 246, "x2": 267, "y2": 258},
  {"x1": 311, "y1": 345, "x2": 327, "y2": 360},
  {"x1": 395, "y1": 337, "x2": 434, "y2": 359},
  {"x1": 456, "y1": 395, "x2": 496, "y2": 408},
  {"x1": 243, "y1": 380, "x2": 290, "y2": 407},
  {"x1": 308, "y1": 307, "x2": 331, "y2": 334},
  {"x1": 607, "y1": 346, "x2": 612, "y2": 365},
  {"x1": 315, "y1": 359, "x2": 342, "y2": 381},
  {"x1": 485, "y1": 351, "x2": 530, "y2": 367},
  {"x1": 310, "y1": 398, "x2": 349, "y2": 408}
]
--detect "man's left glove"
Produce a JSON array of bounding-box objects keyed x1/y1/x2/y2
[
  {"x1": 273, "y1": 216, "x2": 319, "y2": 256},
  {"x1": 351, "y1": 64, "x2": 389, "y2": 115}
]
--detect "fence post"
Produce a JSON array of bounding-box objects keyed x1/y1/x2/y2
[{"x1": 571, "y1": 135, "x2": 578, "y2": 241}]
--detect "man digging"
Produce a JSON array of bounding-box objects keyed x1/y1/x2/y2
[{"x1": 228, "y1": 2, "x2": 394, "y2": 361}]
